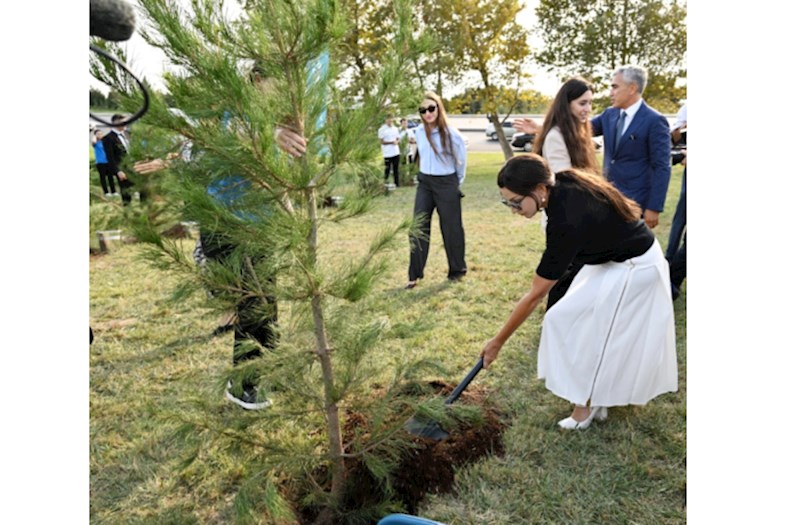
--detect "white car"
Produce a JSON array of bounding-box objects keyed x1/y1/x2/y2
[{"x1": 485, "y1": 121, "x2": 515, "y2": 141}]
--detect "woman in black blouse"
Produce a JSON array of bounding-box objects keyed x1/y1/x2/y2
[{"x1": 480, "y1": 154, "x2": 677, "y2": 430}]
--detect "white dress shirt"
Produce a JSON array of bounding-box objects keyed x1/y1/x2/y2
[
  {"x1": 414, "y1": 125, "x2": 467, "y2": 184},
  {"x1": 619, "y1": 98, "x2": 643, "y2": 135}
]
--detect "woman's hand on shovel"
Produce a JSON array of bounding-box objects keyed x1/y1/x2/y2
[{"x1": 480, "y1": 338, "x2": 503, "y2": 368}]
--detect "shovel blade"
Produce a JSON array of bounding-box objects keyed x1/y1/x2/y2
[{"x1": 404, "y1": 416, "x2": 449, "y2": 441}]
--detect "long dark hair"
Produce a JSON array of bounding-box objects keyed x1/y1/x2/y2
[
  {"x1": 420, "y1": 91, "x2": 453, "y2": 161},
  {"x1": 497, "y1": 154, "x2": 641, "y2": 222},
  {"x1": 533, "y1": 77, "x2": 599, "y2": 174}
]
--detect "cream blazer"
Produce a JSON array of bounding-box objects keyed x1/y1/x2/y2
[{"x1": 542, "y1": 126, "x2": 572, "y2": 173}]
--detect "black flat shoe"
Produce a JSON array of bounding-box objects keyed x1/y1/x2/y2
[{"x1": 405, "y1": 281, "x2": 417, "y2": 289}]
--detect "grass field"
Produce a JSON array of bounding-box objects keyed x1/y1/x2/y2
[{"x1": 90, "y1": 151, "x2": 686, "y2": 524}]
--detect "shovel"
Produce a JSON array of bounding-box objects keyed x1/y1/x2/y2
[{"x1": 404, "y1": 357, "x2": 484, "y2": 441}]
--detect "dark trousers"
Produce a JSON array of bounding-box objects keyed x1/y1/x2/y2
[
  {"x1": 670, "y1": 232, "x2": 686, "y2": 290},
  {"x1": 665, "y1": 168, "x2": 686, "y2": 261},
  {"x1": 384, "y1": 155, "x2": 400, "y2": 186},
  {"x1": 97, "y1": 163, "x2": 116, "y2": 194},
  {"x1": 119, "y1": 178, "x2": 147, "y2": 205},
  {"x1": 119, "y1": 177, "x2": 135, "y2": 205},
  {"x1": 200, "y1": 232, "x2": 278, "y2": 386},
  {"x1": 408, "y1": 173, "x2": 466, "y2": 281}
]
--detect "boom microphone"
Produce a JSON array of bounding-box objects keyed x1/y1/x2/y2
[
  {"x1": 89, "y1": 0, "x2": 149, "y2": 127},
  {"x1": 90, "y1": 0, "x2": 136, "y2": 42}
]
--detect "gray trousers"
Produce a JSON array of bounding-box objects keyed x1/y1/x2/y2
[{"x1": 408, "y1": 173, "x2": 467, "y2": 281}]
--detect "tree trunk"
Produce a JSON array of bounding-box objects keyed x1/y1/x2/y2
[
  {"x1": 305, "y1": 185, "x2": 347, "y2": 524},
  {"x1": 488, "y1": 112, "x2": 514, "y2": 160}
]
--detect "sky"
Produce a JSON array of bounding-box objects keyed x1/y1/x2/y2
[{"x1": 89, "y1": 0, "x2": 563, "y2": 99}]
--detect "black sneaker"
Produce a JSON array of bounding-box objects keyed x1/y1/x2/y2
[{"x1": 225, "y1": 381, "x2": 272, "y2": 410}]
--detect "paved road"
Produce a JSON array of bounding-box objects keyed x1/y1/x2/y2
[{"x1": 463, "y1": 130, "x2": 525, "y2": 154}]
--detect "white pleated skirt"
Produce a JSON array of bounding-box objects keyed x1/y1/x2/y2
[{"x1": 537, "y1": 239, "x2": 678, "y2": 407}]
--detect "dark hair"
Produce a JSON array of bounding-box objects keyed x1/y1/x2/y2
[
  {"x1": 111, "y1": 114, "x2": 125, "y2": 123},
  {"x1": 497, "y1": 154, "x2": 641, "y2": 222},
  {"x1": 533, "y1": 77, "x2": 598, "y2": 173}
]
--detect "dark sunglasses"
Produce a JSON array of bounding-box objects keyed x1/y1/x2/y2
[
  {"x1": 500, "y1": 196, "x2": 525, "y2": 210},
  {"x1": 418, "y1": 104, "x2": 438, "y2": 115}
]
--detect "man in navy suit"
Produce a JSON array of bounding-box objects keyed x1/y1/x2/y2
[{"x1": 592, "y1": 65, "x2": 671, "y2": 228}]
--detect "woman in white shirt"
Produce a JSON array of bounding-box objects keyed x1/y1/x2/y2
[
  {"x1": 513, "y1": 77, "x2": 600, "y2": 309},
  {"x1": 406, "y1": 91, "x2": 468, "y2": 289}
]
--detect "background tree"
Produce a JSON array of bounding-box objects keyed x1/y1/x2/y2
[
  {"x1": 336, "y1": 0, "x2": 395, "y2": 99},
  {"x1": 448, "y1": 0, "x2": 532, "y2": 159},
  {"x1": 410, "y1": 0, "x2": 460, "y2": 96},
  {"x1": 90, "y1": 88, "x2": 114, "y2": 110},
  {"x1": 447, "y1": 86, "x2": 551, "y2": 115},
  {"x1": 91, "y1": 0, "x2": 453, "y2": 522},
  {"x1": 534, "y1": 0, "x2": 687, "y2": 112}
]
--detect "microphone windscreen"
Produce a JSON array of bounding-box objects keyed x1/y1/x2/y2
[{"x1": 90, "y1": 0, "x2": 136, "y2": 42}]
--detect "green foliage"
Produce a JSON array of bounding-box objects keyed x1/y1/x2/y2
[
  {"x1": 447, "y1": 87, "x2": 551, "y2": 115},
  {"x1": 90, "y1": 88, "x2": 118, "y2": 110},
  {"x1": 535, "y1": 0, "x2": 687, "y2": 100}
]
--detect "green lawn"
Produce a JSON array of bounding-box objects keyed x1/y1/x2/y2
[{"x1": 90, "y1": 151, "x2": 686, "y2": 523}]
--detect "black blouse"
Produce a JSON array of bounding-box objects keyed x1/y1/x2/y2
[{"x1": 536, "y1": 177, "x2": 655, "y2": 281}]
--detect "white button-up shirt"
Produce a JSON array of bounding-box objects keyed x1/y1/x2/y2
[{"x1": 414, "y1": 125, "x2": 467, "y2": 184}]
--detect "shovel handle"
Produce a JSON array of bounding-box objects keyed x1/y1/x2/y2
[{"x1": 444, "y1": 357, "x2": 484, "y2": 405}]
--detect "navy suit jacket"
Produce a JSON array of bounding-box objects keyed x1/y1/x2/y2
[{"x1": 591, "y1": 101, "x2": 671, "y2": 213}]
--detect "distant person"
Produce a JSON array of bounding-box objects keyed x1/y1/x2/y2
[
  {"x1": 481, "y1": 154, "x2": 677, "y2": 430},
  {"x1": 378, "y1": 115, "x2": 401, "y2": 187},
  {"x1": 591, "y1": 65, "x2": 671, "y2": 229},
  {"x1": 91, "y1": 127, "x2": 117, "y2": 196},
  {"x1": 406, "y1": 92, "x2": 468, "y2": 289},
  {"x1": 102, "y1": 114, "x2": 136, "y2": 205},
  {"x1": 399, "y1": 117, "x2": 417, "y2": 166}
]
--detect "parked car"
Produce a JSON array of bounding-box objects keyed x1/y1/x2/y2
[
  {"x1": 403, "y1": 116, "x2": 421, "y2": 129},
  {"x1": 511, "y1": 132, "x2": 535, "y2": 152},
  {"x1": 511, "y1": 132, "x2": 602, "y2": 153},
  {"x1": 485, "y1": 121, "x2": 515, "y2": 141}
]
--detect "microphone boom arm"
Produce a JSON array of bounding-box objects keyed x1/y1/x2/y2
[{"x1": 90, "y1": 44, "x2": 150, "y2": 128}]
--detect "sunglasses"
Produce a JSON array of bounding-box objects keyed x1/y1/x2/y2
[
  {"x1": 418, "y1": 104, "x2": 438, "y2": 115},
  {"x1": 500, "y1": 196, "x2": 525, "y2": 210}
]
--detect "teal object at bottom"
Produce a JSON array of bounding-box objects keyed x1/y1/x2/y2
[{"x1": 377, "y1": 514, "x2": 446, "y2": 525}]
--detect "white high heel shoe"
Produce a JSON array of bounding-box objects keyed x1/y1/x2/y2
[{"x1": 558, "y1": 406, "x2": 604, "y2": 430}]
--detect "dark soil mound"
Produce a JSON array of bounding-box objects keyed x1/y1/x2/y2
[{"x1": 302, "y1": 381, "x2": 507, "y2": 524}]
